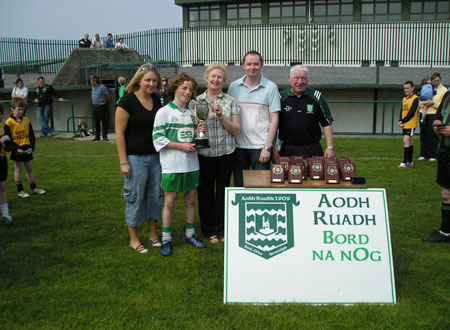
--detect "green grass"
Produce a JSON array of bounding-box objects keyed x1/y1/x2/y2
[{"x1": 0, "y1": 137, "x2": 449, "y2": 329}]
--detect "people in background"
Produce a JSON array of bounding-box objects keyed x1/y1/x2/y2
[
  {"x1": 115, "y1": 38, "x2": 128, "y2": 49},
  {"x1": 422, "y1": 89, "x2": 450, "y2": 243},
  {"x1": 419, "y1": 72, "x2": 447, "y2": 161},
  {"x1": 227, "y1": 51, "x2": 281, "y2": 187},
  {"x1": 79, "y1": 33, "x2": 91, "y2": 48},
  {"x1": 0, "y1": 66, "x2": 5, "y2": 88},
  {"x1": 116, "y1": 76, "x2": 127, "y2": 105},
  {"x1": 115, "y1": 63, "x2": 163, "y2": 254},
  {"x1": 157, "y1": 75, "x2": 169, "y2": 106},
  {"x1": 153, "y1": 72, "x2": 206, "y2": 256},
  {"x1": 90, "y1": 34, "x2": 104, "y2": 49},
  {"x1": 0, "y1": 102, "x2": 13, "y2": 224},
  {"x1": 275, "y1": 64, "x2": 334, "y2": 161},
  {"x1": 5, "y1": 98, "x2": 46, "y2": 198},
  {"x1": 90, "y1": 75, "x2": 110, "y2": 141},
  {"x1": 196, "y1": 63, "x2": 240, "y2": 244},
  {"x1": 104, "y1": 33, "x2": 114, "y2": 49},
  {"x1": 34, "y1": 76, "x2": 64, "y2": 137},
  {"x1": 11, "y1": 78, "x2": 28, "y2": 104},
  {"x1": 397, "y1": 81, "x2": 419, "y2": 168}
]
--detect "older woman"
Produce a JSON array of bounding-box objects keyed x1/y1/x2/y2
[
  {"x1": 197, "y1": 63, "x2": 240, "y2": 243},
  {"x1": 115, "y1": 63, "x2": 162, "y2": 254},
  {"x1": 11, "y1": 79, "x2": 28, "y2": 103}
]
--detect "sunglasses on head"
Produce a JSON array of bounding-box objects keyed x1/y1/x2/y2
[{"x1": 141, "y1": 63, "x2": 157, "y2": 72}]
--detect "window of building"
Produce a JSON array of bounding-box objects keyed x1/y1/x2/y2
[
  {"x1": 227, "y1": 3, "x2": 262, "y2": 26},
  {"x1": 269, "y1": 1, "x2": 307, "y2": 24},
  {"x1": 189, "y1": 5, "x2": 220, "y2": 27},
  {"x1": 410, "y1": 0, "x2": 450, "y2": 21},
  {"x1": 312, "y1": 0, "x2": 354, "y2": 23},
  {"x1": 361, "y1": 0, "x2": 402, "y2": 22}
]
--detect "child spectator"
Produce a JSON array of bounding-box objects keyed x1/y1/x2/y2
[
  {"x1": 5, "y1": 99, "x2": 45, "y2": 198},
  {"x1": 152, "y1": 73, "x2": 206, "y2": 256},
  {"x1": 419, "y1": 77, "x2": 436, "y2": 123},
  {"x1": 398, "y1": 81, "x2": 420, "y2": 168},
  {"x1": 0, "y1": 102, "x2": 13, "y2": 223}
]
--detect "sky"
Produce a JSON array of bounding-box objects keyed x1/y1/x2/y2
[{"x1": 1, "y1": 0, "x2": 182, "y2": 40}]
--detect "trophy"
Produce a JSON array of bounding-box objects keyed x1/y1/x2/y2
[{"x1": 189, "y1": 100, "x2": 210, "y2": 148}]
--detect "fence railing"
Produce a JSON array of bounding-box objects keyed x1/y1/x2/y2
[{"x1": 1, "y1": 22, "x2": 449, "y2": 75}]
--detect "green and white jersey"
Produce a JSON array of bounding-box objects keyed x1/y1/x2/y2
[{"x1": 153, "y1": 101, "x2": 199, "y2": 173}]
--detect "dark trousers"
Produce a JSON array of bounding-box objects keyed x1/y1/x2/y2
[
  {"x1": 280, "y1": 142, "x2": 324, "y2": 157},
  {"x1": 233, "y1": 148, "x2": 272, "y2": 187},
  {"x1": 93, "y1": 104, "x2": 108, "y2": 139},
  {"x1": 198, "y1": 152, "x2": 235, "y2": 237},
  {"x1": 420, "y1": 113, "x2": 439, "y2": 159}
]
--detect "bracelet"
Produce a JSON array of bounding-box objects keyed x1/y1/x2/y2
[
  {"x1": 327, "y1": 146, "x2": 334, "y2": 150},
  {"x1": 120, "y1": 161, "x2": 129, "y2": 166}
]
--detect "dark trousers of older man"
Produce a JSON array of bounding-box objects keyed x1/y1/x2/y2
[
  {"x1": 233, "y1": 148, "x2": 272, "y2": 187},
  {"x1": 93, "y1": 104, "x2": 108, "y2": 140},
  {"x1": 419, "y1": 113, "x2": 439, "y2": 159}
]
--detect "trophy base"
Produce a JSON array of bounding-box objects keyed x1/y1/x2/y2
[{"x1": 195, "y1": 138, "x2": 210, "y2": 149}]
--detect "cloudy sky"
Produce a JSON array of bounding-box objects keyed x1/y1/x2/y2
[{"x1": 1, "y1": 0, "x2": 182, "y2": 40}]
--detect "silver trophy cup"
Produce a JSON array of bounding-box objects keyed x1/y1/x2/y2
[{"x1": 190, "y1": 100, "x2": 210, "y2": 148}]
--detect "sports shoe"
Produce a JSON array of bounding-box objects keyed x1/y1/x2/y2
[
  {"x1": 397, "y1": 163, "x2": 407, "y2": 168},
  {"x1": 103, "y1": 137, "x2": 109, "y2": 141},
  {"x1": 92, "y1": 138, "x2": 100, "y2": 142},
  {"x1": 421, "y1": 230, "x2": 450, "y2": 243},
  {"x1": 429, "y1": 158, "x2": 437, "y2": 162},
  {"x1": 2, "y1": 215, "x2": 13, "y2": 224},
  {"x1": 418, "y1": 157, "x2": 426, "y2": 161},
  {"x1": 160, "y1": 240, "x2": 172, "y2": 256},
  {"x1": 31, "y1": 188, "x2": 46, "y2": 195},
  {"x1": 407, "y1": 162, "x2": 414, "y2": 167},
  {"x1": 18, "y1": 191, "x2": 30, "y2": 198},
  {"x1": 186, "y1": 234, "x2": 206, "y2": 249}
]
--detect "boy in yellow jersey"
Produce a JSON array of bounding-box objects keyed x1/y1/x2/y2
[
  {"x1": 5, "y1": 99, "x2": 45, "y2": 198},
  {"x1": 0, "y1": 102, "x2": 13, "y2": 223},
  {"x1": 397, "y1": 81, "x2": 419, "y2": 168}
]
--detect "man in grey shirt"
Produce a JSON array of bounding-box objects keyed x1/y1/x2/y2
[{"x1": 90, "y1": 75, "x2": 110, "y2": 141}]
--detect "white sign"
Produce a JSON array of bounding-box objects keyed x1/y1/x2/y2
[{"x1": 224, "y1": 188, "x2": 396, "y2": 304}]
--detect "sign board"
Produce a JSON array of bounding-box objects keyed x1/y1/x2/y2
[{"x1": 224, "y1": 188, "x2": 396, "y2": 304}]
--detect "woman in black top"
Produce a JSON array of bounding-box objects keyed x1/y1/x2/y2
[{"x1": 115, "y1": 63, "x2": 163, "y2": 254}]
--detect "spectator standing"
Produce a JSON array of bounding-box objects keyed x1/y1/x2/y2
[
  {"x1": 115, "y1": 38, "x2": 128, "y2": 49},
  {"x1": 419, "y1": 72, "x2": 448, "y2": 161},
  {"x1": 90, "y1": 34, "x2": 104, "y2": 49},
  {"x1": 227, "y1": 51, "x2": 281, "y2": 187},
  {"x1": 90, "y1": 75, "x2": 110, "y2": 141},
  {"x1": 115, "y1": 63, "x2": 163, "y2": 254},
  {"x1": 0, "y1": 102, "x2": 13, "y2": 223},
  {"x1": 157, "y1": 76, "x2": 169, "y2": 106},
  {"x1": 104, "y1": 33, "x2": 114, "y2": 49},
  {"x1": 11, "y1": 78, "x2": 28, "y2": 104},
  {"x1": 397, "y1": 81, "x2": 419, "y2": 168},
  {"x1": 79, "y1": 33, "x2": 91, "y2": 48},
  {"x1": 422, "y1": 90, "x2": 450, "y2": 243},
  {"x1": 34, "y1": 76, "x2": 64, "y2": 137},
  {"x1": 197, "y1": 63, "x2": 240, "y2": 243},
  {"x1": 116, "y1": 76, "x2": 127, "y2": 105},
  {"x1": 0, "y1": 66, "x2": 5, "y2": 88}
]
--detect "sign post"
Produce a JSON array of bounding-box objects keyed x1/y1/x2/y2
[{"x1": 224, "y1": 188, "x2": 396, "y2": 304}]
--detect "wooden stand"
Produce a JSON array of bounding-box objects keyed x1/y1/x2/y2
[{"x1": 243, "y1": 170, "x2": 366, "y2": 189}]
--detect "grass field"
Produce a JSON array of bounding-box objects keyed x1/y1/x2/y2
[{"x1": 0, "y1": 137, "x2": 449, "y2": 329}]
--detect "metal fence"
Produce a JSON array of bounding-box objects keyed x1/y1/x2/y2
[{"x1": 1, "y1": 22, "x2": 449, "y2": 75}]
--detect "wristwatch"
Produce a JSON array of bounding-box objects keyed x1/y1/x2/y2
[
  {"x1": 263, "y1": 146, "x2": 272, "y2": 152},
  {"x1": 327, "y1": 145, "x2": 334, "y2": 150}
]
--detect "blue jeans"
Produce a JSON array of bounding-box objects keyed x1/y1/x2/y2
[
  {"x1": 122, "y1": 154, "x2": 162, "y2": 227},
  {"x1": 37, "y1": 104, "x2": 52, "y2": 136}
]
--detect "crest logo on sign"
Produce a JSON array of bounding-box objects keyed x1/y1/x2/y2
[{"x1": 232, "y1": 193, "x2": 299, "y2": 259}]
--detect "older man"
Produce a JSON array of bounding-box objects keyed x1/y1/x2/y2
[
  {"x1": 90, "y1": 75, "x2": 110, "y2": 141},
  {"x1": 275, "y1": 65, "x2": 334, "y2": 160},
  {"x1": 227, "y1": 51, "x2": 281, "y2": 187},
  {"x1": 79, "y1": 33, "x2": 91, "y2": 48}
]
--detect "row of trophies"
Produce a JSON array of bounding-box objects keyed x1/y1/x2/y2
[{"x1": 270, "y1": 156, "x2": 356, "y2": 184}]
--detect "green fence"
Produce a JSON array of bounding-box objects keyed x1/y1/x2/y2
[{"x1": 1, "y1": 22, "x2": 449, "y2": 74}]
